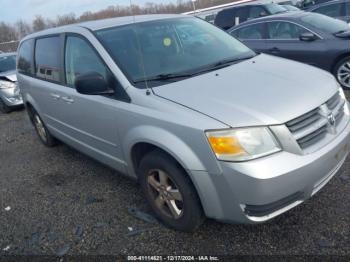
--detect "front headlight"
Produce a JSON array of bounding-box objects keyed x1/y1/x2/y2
[
  {"x1": 0, "y1": 80, "x2": 15, "y2": 89},
  {"x1": 206, "y1": 127, "x2": 281, "y2": 162}
]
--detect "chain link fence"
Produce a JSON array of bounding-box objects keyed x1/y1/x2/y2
[{"x1": 0, "y1": 40, "x2": 19, "y2": 53}]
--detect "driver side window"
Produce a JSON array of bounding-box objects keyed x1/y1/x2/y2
[{"x1": 65, "y1": 36, "x2": 109, "y2": 87}]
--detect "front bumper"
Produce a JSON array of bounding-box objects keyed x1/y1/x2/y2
[
  {"x1": 0, "y1": 87, "x2": 23, "y2": 107},
  {"x1": 191, "y1": 113, "x2": 350, "y2": 224}
]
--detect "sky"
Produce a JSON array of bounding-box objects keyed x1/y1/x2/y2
[{"x1": 0, "y1": 0, "x2": 174, "y2": 23}]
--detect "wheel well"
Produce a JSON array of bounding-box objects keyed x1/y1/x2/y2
[
  {"x1": 25, "y1": 102, "x2": 35, "y2": 120},
  {"x1": 130, "y1": 142, "x2": 205, "y2": 212},
  {"x1": 332, "y1": 53, "x2": 350, "y2": 73},
  {"x1": 131, "y1": 142, "x2": 184, "y2": 175}
]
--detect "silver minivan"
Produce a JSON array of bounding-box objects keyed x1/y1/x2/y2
[{"x1": 17, "y1": 14, "x2": 350, "y2": 231}]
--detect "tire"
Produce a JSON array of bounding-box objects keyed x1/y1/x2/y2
[
  {"x1": 334, "y1": 56, "x2": 350, "y2": 90},
  {"x1": 0, "y1": 98, "x2": 11, "y2": 114},
  {"x1": 139, "y1": 149, "x2": 204, "y2": 232},
  {"x1": 28, "y1": 107, "x2": 57, "y2": 147}
]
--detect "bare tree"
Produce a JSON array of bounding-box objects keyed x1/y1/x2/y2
[{"x1": 32, "y1": 15, "x2": 47, "y2": 32}]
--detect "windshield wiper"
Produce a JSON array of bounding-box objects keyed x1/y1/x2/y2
[
  {"x1": 133, "y1": 56, "x2": 255, "y2": 84},
  {"x1": 134, "y1": 73, "x2": 195, "y2": 84},
  {"x1": 195, "y1": 56, "x2": 255, "y2": 74}
]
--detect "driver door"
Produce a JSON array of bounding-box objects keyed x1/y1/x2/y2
[
  {"x1": 52, "y1": 35, "x2": 127, "y2": 173},
  {"x1": 264, "y1": 21, "x2": 327, "y2": 67}
]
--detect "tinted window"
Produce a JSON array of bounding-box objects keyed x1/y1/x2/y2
[
  {"x1": 232, "y1": 24, "x2": 265, "y2": 39},
  {"x1": 35, "y1": 37, "x2": 61, "y2": 82},
  {"x1": 346, "y1": 2, "x2": 350, "y2": 15},
  {"x1": 18, "y1": 40, "x2": 34, "y2": 75},
  {"x1": 234, "y1": 7, "x2": 249, "y2": 25},
  {"x1": 0, "y1": 55, "x2": 16, "y2": 73},
  {"x1": 65, "y1": 36, "x2": 109, "y2": 86},
  {"x1": 96, "y1": 17, "x2": 255, "y2": 88},
  {"x1": 215, "y1": 9, "x2": 235, "y2": 29},
  {"x1": 267, "y1": 21, "x2": 307, "y2": 39},
  {"x1": 301, "y1": 13, "x2": 349, "y2": 34},
  {"x1": 313, "y1": 3, "x2": 342, "y2": 17},
  {"x1": 248, "y1": 6, "x2": 268, "y2": 19}
]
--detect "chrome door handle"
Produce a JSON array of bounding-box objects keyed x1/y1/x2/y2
[
  {"x1": 61, "y1": 96, "x2": 74, "y2": 103},
  {"x1": 50, "y1": 93, "x2": 61, "y2": 100}
]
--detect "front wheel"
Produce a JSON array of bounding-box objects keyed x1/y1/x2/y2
[
  {"x1": 334, "y1": 56, "x2": 350, "y2": 90},
  {"x1": 139, "y1": 150, "x2": 204, "y2": 232}
]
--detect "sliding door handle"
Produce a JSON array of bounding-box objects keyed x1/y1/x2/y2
[
  {"x1": 50, "y1": 93, "x2": 61, "y2": 100},
  {"x1": 61, "y1": 96, "x2": 74, "y2": 104}
]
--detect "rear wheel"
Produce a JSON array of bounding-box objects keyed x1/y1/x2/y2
[
  {"x1": 334, "y1": 56, "x2": 350, "y2": 90},
  {"x1": 139, "y1": 150, "x2": 204, "y2": 232},
  {"x1": 0, "y1": 99, "x2": 11, "y2": 114},
  {"x1": 28, "y1": 108, "x2": 57, "y2": 147}
]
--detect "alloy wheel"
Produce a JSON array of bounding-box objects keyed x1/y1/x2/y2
[
  {"x1": 34, "y1": 114, "x2": 47, "y2": 142},
  {"x1": 147, "y1": 169, "x2": 184, "y2": 219},
  {"x1": 337, "y1": 61, "x2": 350, "y2": 89}
]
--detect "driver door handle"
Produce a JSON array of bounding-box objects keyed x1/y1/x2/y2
[{"x1": 268, "y1": 47, "x2": 280, "y2": 53}]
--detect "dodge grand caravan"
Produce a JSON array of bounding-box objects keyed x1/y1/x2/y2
[{"x1": 17, "y1": 14, "x2": 350, "y2": 231}]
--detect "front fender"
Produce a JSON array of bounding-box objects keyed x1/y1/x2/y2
[{"x1": 123, "y1": 125, "x2": 207, "y2": 178}]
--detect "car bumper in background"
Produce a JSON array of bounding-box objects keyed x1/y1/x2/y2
[{"x1": 0, "y1": 86, "x2": 23, "y2": 107}]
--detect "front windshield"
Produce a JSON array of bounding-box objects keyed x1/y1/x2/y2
[
  {"x1": 0, "y1": 55, "x2": 16, "y2": 73},
  {"x1": 301, "y1": 13, "x2": 350, "y2": 34},
  {"x1": 96, "y1": 17, "x2": 255, "y2": 88},
  {"x1": 265, "y1": 3, "x2": 287, "y2": 14}
]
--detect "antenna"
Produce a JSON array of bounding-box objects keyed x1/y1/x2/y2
[{"x1": 130, "y1": 0, "x2": 152, "y2": 95}]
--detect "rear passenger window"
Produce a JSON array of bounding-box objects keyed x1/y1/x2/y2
[
  {"x1": 35, "y1": 37, "x2": 62, "y2": 82},
  {"x1": 65, "y1": 36, "x2": 109, "y2": 87},
  {"x1": 314, "y1": 3, "x2": 342, "y2": 17},
  {"x1": 232, "y1": 24, "x2": 265, "y2": 40},
  {"x1": 267, "y1": 21, "x2": 307, "y2": 39},
  {"x1": 17, "y1": 39, "x2": 34, "y2": 75}
]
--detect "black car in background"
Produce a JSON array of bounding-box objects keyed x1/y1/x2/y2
[
  {"x1": 297, "y1": 0, "x2": 333, "y2": 9},
  {"x1": 307, "y1": 0, "x2": 350, "y2": 23},
  {"x1": 214, "y1": 3, "x2": 288, "y2": 30},
  {"x1": 229, "y1": 12, "x2": 350, "y2": 89}
]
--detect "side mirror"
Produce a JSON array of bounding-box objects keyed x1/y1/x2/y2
[
  {"x1": 299, "y1": 32, "x2": 318, "y2": 42},
  {"x1": 75, "y1": 72, "x2": 114, "y2": 95}
]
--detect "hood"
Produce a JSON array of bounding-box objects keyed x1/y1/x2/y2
[
  {"x1": 0, "y1": 70, "x2": 17, "y2": 82},
  {"x1": 153, "y1": 54, "x2": 338, "y2": 127}
]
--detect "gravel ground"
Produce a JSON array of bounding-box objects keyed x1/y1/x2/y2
[{"x1": 0, "y1": 93, "x2": 350, "y2": 257}]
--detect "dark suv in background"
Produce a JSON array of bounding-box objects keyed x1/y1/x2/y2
[
  {"x1": 214, "y1": 3, "x2": 287, "y2": 30},
  {"x1": 307, "y1": 0, "x2": 350, "y2": 23}
]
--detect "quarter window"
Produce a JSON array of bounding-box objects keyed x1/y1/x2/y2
[
  {"x1": 232, "y1": 24, "x2": 265, "y2": 40},
  {"x1": 35, "y1": 37, "x2": 62, "y2": 82},
  {"x1": 313, "y1": 3, "x2": 342, "y2": 17},
  {"x1": 65, "y1": 36, "x2": 110, "y2": 87},
  {"x1": 17, "y1": 39, "x2": 34, "y2": 75},
  {"x1": 267, "y1": 21, "x2": 307, "y2": 39}
]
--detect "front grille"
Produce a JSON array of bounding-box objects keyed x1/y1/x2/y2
[{"x1": 286, "y1": 91, "x2": 345, "y2": 150}]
